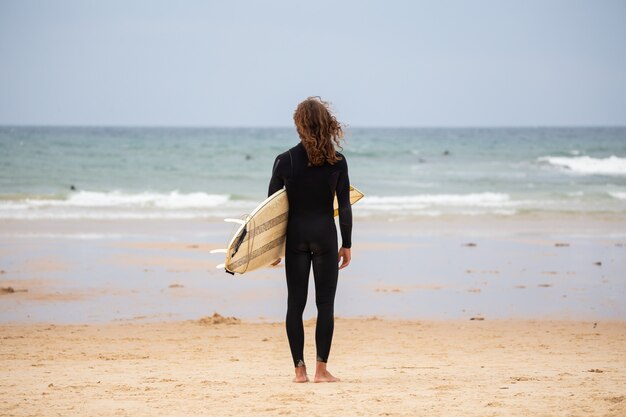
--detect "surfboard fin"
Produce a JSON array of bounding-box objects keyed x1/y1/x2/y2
[{"x1": 224, "y1": 218, "x2": 246, "y2": 225}]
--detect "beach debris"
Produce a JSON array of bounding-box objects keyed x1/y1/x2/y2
[
  {"x1": 374, "y1": 287, "x2": 403, "y2": 293},
  {"x1": 463, "y1": 242, "x2": 477, "y2": 247},
  {"x1": 554, "y1": 243, "x2": 570, "y2": 247},
  {"x1": 48, "y1": 383, "x2": 54, "y2": 388},
  {"x1": 538, "y1": 284, "x2": 552, "y2": 288},
  {"x1": 1, "y1": 286, "x2": 28, "y2": 294},
  {"x1": 168, "y1": 283, "x2": 184, "y2": 288},
  {"x1": 593, "y1": 322, "x2": 598, "y2": 328},
  {"x1": 593, "y1": 261, "x2": 602, "y2": 266},
  {"x1": 587, "y1": 368, "x2": 604, "y2": 373},
  {"x1": 465, "y1": 268, "x2": 496, "y2": 275},
  {"x1": 470, "y1": 317, "x2": 485, "y2": 321},
  {"x1": 197, "y1": 312, "x2": 241, "y2": 325},
  {"x1": 261, "y1": 338, "x2": 269, "y2": 342}
]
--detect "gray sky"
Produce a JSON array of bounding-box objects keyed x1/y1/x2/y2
[{"x1": 1, "y1": 0, "x2": 625, "y2": 127}]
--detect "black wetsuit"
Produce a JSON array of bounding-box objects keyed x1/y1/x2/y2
[{"x1": 268, "y1": 142, "x2": 352, "y2": 367}]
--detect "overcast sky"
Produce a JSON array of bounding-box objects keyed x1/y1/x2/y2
[{"x1": 1, "y1": 0, "x2": 625, "y2": 127}]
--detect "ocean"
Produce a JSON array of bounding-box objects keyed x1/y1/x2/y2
[{"x1": 1, "y1": 126, "x2": 625, "y2": 221}]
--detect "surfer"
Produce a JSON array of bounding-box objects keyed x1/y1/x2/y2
[{"x1": 268, "y1": 96, "x2": 352, "y2": 383}]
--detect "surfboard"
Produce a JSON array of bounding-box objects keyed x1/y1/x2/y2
[{"x1": 214, "y1": 186, "x2": 364, "y2": 275}]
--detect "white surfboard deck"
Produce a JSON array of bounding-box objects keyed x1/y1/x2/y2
[{"x1": 222, "y1": 186, "x2": 364, "y2": 275}]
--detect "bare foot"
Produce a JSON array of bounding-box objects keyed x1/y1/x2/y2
[
  {"x1": 293, "y1": 366, "x2": 309, "y2": 383},
  {"x1": 314, "y1": 362, "x2": 340, "y2": 383},
  {"x1": 314, "y1": 369, "x2": 339, "y2": 383}
]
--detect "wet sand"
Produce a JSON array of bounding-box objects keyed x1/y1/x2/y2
[{"x1": 1, "y1": 216, "x2": 625, "y2": 322}]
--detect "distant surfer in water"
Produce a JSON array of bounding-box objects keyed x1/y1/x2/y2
[{"x1": 268, "y1": 97, "x2": 352, "y2": 383}]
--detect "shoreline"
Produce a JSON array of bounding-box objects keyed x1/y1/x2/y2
[{"x1": 2, "y1": 212, "x2": 626, "y2": 241}]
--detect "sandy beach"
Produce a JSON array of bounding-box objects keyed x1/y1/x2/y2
[
  {"x1": 1, "y1": 318, "x2": 625, "y2": 416},
  {"x1": 1, "y1": 216, "x2": 625, "y2": 415},
  {"x1": 3, "y1": 0, "x2": 626, "y2": 414}
]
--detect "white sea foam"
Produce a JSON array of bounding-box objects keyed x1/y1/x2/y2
[
  {"x1": 0, "y1": 210, "x2": 214, "y2": 220},
  {"x1": 7, "y1": 233, "x2": 128, "y2": 239},
  {"x1": 361, "y1": 193, "x2": 512, "y2": 209},
  {"x1": 355, "y1": 193, "x2": 519, "y2": 217},
  {"x1": 1, "y1": 189, "x2": 622, "y2": 220},
  {"x1": 0, "y1": 191, "x2": 253, "y2": 220},
  {"x1": 27, "y1": 190, "x2": 230, "y2": 209},
  {"x1": 609, "y1": 191, "x2": 626, "y2": 200},
  {"x1": 538, "y1": 155, "x2": 626, "y2": 175}
]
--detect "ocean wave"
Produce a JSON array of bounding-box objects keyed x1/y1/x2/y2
[
  {"x1": 609, "y1": 191, "x2": 626, "y2": 200},
  {"x1": 0, "y1": 190, "x2": 231, "y2": 210},
  {"x1": 538, "y1": 155, "x2": 626, "y2": 175},
  {"x1": 0, "y1": 190, "x2": 260, "y2": 220},
  {"x1": 361, "y1": 193, "x2": 513, "y2": 209},
  {"x1": 0, "y1": 210, "x2": 227, "y2": 220},
  {"x1": 1, "y1": 189, "x2": 623, "y2": 220}
]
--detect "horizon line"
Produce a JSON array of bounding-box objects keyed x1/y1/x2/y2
[{"x1": 2, "y1": 123, "x2": 626, "y2": 130}]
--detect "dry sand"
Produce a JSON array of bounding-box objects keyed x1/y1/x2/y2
[{"x1": 1, "y1": 317, "x2": 625, "y2": 417}]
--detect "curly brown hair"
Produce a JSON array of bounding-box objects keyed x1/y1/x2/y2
[{"x1": 293, "y1": 96, "x2": 344, "y2": 166}]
